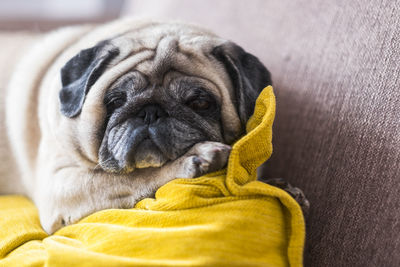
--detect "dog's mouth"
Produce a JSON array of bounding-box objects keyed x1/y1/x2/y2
[
  {"x1": 98, "y1": 114, "x2": 206, "y2": 174},
  {"x1": 98, "y1": 121, "x2": 173, "y2": 174},
  {"x1": 131, "y1": 138, "x2": 168, "y2": 169}
]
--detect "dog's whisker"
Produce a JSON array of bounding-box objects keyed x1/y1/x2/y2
[{"x1": 93, "y1": 161, "x2": 106, "y2": 171}]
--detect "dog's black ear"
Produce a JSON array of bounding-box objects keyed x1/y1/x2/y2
[
  {"x1": 59, "y1": 41, "x2": 119, "y2": 118},
  {"x1": 212, "y1": 42, "x2": 272, "y2": 126}
]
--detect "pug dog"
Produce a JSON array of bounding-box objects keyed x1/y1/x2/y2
[{"x1": 0, "y1": 19, "x2": 306, "y2": 234}]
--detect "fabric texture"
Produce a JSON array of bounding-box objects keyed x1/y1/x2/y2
[
  {"x1": 122, "y1": 1, "x2": 400, "y2": 266},
  {"x1": 0, "y1": 87, "x2": 305, "y2": 267}
]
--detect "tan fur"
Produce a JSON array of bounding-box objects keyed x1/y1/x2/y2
[{"x1": 1, "y1": 18, "x2": 241, "y2": 234}]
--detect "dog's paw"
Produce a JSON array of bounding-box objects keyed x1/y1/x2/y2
[
  {"x1": 263, "y1": 178, "x2": 310, "y2": 215},
  {"x1": 177, "y1": 141, "x2": 231, "y2": 178}
]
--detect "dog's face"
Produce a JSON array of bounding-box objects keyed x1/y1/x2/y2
[
  {"x1": 99, "y1": 72, "x2": 224, "y2": 172},
  {"x1": 58, "y1": 22, "x2": 271, "y2": 173}
]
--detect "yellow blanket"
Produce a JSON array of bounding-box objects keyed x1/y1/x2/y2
[{"x1": 0, "y1": 86, "x2": 305, "y2": 267}]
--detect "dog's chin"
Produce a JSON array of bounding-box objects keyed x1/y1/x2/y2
[
  {"x1": 99, "y1": 138, "x2": 170, "y2": 174},
  {"x1": 133, "y1": 139, "x2": 168, "y2": 169}
]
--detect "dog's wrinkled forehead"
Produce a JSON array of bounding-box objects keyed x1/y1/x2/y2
[{"x1": 108, "y1": 28, "x2": 219, "y2": 85}]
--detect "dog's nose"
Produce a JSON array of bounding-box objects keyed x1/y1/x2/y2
[{"x1": 137, "y1": 104, "x2": 167, "y2": 124}]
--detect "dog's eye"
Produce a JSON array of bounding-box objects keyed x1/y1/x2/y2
[
  {"x1": 104, "y1": 91, "x2": 127, "y2": 111},
  {"x1": 186, "y1": 98, "x2": 210, "y2": 110}
]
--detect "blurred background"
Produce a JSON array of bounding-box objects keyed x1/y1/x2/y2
[{"x1": 0, "y1": 0, "x2": 124, "y2": 31}]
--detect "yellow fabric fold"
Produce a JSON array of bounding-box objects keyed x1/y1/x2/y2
[{"x1": 0, "y1": 86, "x2": 305, "y2": 267}]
